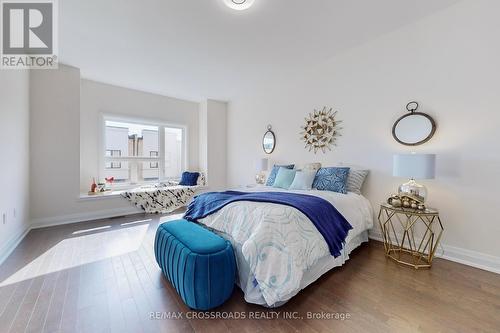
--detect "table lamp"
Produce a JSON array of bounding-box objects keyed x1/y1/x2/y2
[
  {"x1": 393, "y1": 153, "x2": 435, "y2": 202},
  {"x1": 255, "y1": 158, "x2": 269, "y2": 184}
]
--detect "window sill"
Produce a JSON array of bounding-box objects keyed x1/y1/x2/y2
[{"x1": 79, "y1": 190, "x2": 125, "y2": 201}]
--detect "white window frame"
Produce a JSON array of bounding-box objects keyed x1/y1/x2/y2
[{"x1": 99, "y1": 113, "x2": 188, "y2": 189}]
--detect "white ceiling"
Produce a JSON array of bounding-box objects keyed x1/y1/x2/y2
[{"x1": 60, "y1": 0, "x2": 457, "y2": 101}]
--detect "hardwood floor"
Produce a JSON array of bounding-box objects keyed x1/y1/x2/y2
[{"x1": 1, "y1": 212, "x2": 499, "y2": 333}]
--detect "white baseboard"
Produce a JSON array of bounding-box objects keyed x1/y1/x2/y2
[
  {"x1": 30, "y1": 206, "x2": 142, "y2": 229},
  {"x1": 369, "y1": 230, "x2": 500, "y2": 275},
  {"x1": 0, "y1": 226, "x2": 31, "y2": 266},
  {"x1": 438, "y1": 244, "x2": 500, "y2": 275}
]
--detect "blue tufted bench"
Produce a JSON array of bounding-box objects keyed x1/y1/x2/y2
[{"x1": 154, "y1": 219, "x2": 236, "y2": 310}]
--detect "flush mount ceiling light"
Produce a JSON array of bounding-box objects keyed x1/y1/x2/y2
[{"x1": 223, "y1": 0, "x2": 255, "y2": 11}]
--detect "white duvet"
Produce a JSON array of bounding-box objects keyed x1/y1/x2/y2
[{"x1": 198, "y1": 187, "x2": 373, "y2": 307}]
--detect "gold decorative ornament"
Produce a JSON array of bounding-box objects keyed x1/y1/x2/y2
[
  {"x1": 300, "y1": 107, "x2": 342, "y2": 153},
  {"x1": 387, "y1": 194, "x2": 426, "y2": 211}
]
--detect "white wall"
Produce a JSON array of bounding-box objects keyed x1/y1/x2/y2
[
  {"x1": 199, "y1": 101, "x2": 208, "y2": 174},
  {"x1": 199, "y1": 99, "x2": 227, "y2": 190},
  {"x1": 227, "y1": 1, "x2": 500, "y2": 261},
  {"x1": 80, "y1": 79, "x2": 200, "y2": 191},
  {"x1": 29, "y1": 65, "x2": 200, "y2": 226},
  {"x1": 30, "y1": 65, "x2": 127, "y2": 226},
  {"x1": 0, "y1": 71, "x2": 30, "y2": 263}
]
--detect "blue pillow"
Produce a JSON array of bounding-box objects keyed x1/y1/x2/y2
[
  {"x1": 273, "y1": 168, "x2": 296, "y2": 189},
  {"x1": 289, "y1": 170, "x2": 317, "y2": 190},
  {"x1": 312, "y1": 167, "x2": 350, "y2": 194},
  {"x1": 179, "y1": 172, "x2": 200, "y2": 186},
  {"x1": 266, "y1": 164, "x2": 294, "y2": 186}
]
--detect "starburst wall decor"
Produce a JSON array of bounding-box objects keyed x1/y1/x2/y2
[{"x1": 300, "y1": 107, "x2": 342, "y2": 153}]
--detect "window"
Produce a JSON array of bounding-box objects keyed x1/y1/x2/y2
[
  {"x1": 105, "y1": 150, "x2": 122, "y2": 169},
  {"x1": 102, "y1": 118, "x2": 186, "y2": 186}
]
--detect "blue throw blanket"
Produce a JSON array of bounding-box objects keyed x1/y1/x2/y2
[{"x1": 184, "y1": 191, "x2": 353, "y2": 258}]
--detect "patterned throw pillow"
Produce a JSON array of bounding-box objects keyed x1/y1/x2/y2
[
  {"x1": 312, "y1": 167, "x2": 350, "y2": 194},
  {"x1": 346, "y1": 169, "x2": 368, "y2": 194},
  {"x1": 266, "y1": 164, "x2": 295, "y2": 186}
]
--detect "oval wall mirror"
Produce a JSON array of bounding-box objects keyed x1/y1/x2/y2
[
  {"x1": 392, "y1": 102, "x2": 436, "y2": 146},
  {"x1": 262, "y1": 125, "x2": 276, "y2": 154}
]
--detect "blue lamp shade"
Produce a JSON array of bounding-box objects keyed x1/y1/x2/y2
[{"x1": 393, "y1": 154, "x2": 436, "y2": 180}]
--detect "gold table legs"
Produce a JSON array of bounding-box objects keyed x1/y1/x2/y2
[{"x1": 378, "y1": 205, "x2": 444, "y2": 269}]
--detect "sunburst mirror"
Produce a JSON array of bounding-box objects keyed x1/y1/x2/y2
[{"x1": 300, "y1": 107, "x2": 342, "y2": 153}]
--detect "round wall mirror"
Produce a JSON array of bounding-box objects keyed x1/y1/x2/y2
[
  {"x1": 263, "y1": 125, "x2": 276, "y2": 154},
  {"x1": 392, "y1": 102, "x2": 436, "y2": 146}
]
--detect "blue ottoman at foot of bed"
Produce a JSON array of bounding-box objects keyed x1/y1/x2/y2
[{"x1": 154, "y1": 219, "x2": 236, "y2": 310}]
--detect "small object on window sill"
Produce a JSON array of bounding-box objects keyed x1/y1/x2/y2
[
  {"x1": 98, "y1": 183, "x2": 106, "y2": 192},
  {"x1": 88, "y1": 191, "x2": 98, "y2": 195},
  {"x1": 105, "y1": 176, "x2": 115, "y2": 191},
  {"x1": 90, "y1": 177, "x2": 97, "y2": 193}
]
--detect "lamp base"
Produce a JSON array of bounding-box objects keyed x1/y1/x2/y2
[
  {"x1": 255, "y1": 173, "x2": 266, "y2": 185},
  {"x1": 398, "y1": 179, "x2": 427, "y2": 202}
]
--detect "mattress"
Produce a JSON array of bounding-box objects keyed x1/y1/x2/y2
[{"x1": 198, "y1": 186, "x2": 374, "y2": 307}]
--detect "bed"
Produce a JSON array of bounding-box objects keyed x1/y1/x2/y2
[{"x1": 194, "y1": 186, "x2": 373, "y2": 307}]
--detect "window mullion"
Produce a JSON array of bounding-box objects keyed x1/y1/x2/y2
[{"x1": 159, "y1": 126, "x2": 166, "y2": 181}]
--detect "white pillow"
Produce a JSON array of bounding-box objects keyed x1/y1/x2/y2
[
  {"x1": 197, "y1": 172, "x2": 206, "y2": 186},
  {"x1": 289, "y1": 170, "x2": 317, "y2": 190},
  {"x1": 295, "y1": 162, "x2": 322, "y2": 171}
]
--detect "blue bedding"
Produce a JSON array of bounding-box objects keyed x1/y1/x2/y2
[{"x1": 184, "y1": 191, "x2": 353, "y2": 258}]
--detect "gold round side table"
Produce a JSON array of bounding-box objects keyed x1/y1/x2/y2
[{"x1": 378, "y1": 203, "x2": 444, "y2": 269}]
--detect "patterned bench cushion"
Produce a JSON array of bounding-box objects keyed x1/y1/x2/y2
[{"x1": 122, "y1": 185, "x2": 197, "y2": 214}]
